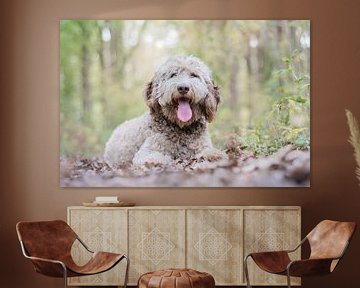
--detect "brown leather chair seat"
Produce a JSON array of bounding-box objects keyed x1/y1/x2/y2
[{"x1": 138, "y1": 268, "x2": 215, "y2": 288}]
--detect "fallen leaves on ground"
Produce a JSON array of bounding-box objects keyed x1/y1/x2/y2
[{"x1": 60, "y1": 145, "x2": 310, "y2": 187}]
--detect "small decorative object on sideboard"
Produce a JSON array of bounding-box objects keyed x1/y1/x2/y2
[
  {"x1": 94, "y1": 196, "x2": 119, "y2": 203},
  {"x1": 83, "y1": 196, "x2": 135, "y2": 207}
]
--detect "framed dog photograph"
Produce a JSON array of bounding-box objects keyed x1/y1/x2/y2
[{"x1": 60, "y1": 20, "x2": 310, "y2": 187}]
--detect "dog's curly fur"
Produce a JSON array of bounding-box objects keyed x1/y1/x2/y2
[{"x1": 104, "y1": 55, "x2": 227, "y2": 169}]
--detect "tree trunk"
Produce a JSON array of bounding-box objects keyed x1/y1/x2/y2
[
  {"x1": 229, "y1": 53, "x2": 240, "y2": 114},
  {"x1": 98, "y1": 22, "x2": 108, "y2": 119},
  {"x1": 81, "y1": 43, "x2": 91, "y2": 115},
  {"x1": 79, "y1": 23, "x2": 91, "y2": 118}
]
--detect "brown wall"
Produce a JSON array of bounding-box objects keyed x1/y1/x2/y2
[{"x1": 1, "y1": 0, "x2": 360, "y2": 287}]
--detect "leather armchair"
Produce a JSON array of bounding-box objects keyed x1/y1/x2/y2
[
  {"x1": 16, "y1": 220, "x2": 129, "y2": 288},
  {"x1": 244, "y1": 220, "x2": 356, "y2": 288}
]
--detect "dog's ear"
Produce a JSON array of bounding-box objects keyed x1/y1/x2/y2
[
  {"x1": 204, "y1": 82, "x2": 220, "y2": 122},
  {"x1": 144, "y1": 80, "x2": 161, "y2": 113}
]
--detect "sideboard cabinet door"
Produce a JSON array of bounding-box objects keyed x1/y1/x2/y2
[
  {"x1": 187, "y1": 209, "x2": 243, "y2": 285},
  {"x1": 67, "y1": 208, "x2": 127, "y2": 286},
  {"x1": 243, "y1": 208, "x2": 301, "y2": 286},
  {"x1": 128, "y1": 209, "x2": 186, "y2": 284}
]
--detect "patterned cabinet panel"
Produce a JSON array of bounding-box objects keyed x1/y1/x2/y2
[
  {"x1": 128, "y1": 209, "x2": 186, "y2": 284},
  {"x1": 67, "y1": 206, "x2": 300, "y2": 286},
  {"x1": 68, "y1": 208, "x2": 127, "y2": 286},
  {"x1": 243, "y1": 208, "x2": 301, "y2": 286},
  {"x1": 187, "y1": 209, "x2": 243, "y2": 285}
]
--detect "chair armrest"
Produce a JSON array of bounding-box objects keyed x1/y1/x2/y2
[
  {"x1": 25, "y1": 255, "x2": 67, "y2": 277},
  {"x1": 25, "y1": 255, "x2": 65, "y2": 266},
  {"x1": 246, "y1": 251, "x2": 292, "y2": 274},
  {"x1": 247, "y1": 250, "x2": 290, "y2": 258},
  {"x1": 19, "y1": 240, "x2": 67, "y2": 277},
  {"x1": 245, "y1": 237, "x2": 306, "y2": 259},
  {"x1": 287, "y1": 258, "x2": 336, "y2": 277}
]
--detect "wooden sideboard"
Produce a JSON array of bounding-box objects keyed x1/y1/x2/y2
[{"x1": 67, "y1": 206, "x2": 301, "y2": 286}]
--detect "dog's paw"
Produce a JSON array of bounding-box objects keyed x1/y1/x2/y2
[
  {"x1": 143, "y1": 159, "x2": 165, "y2": 168},
  {"x1": 197, "y1": 148, "x2": 228, "y2": 162},
  {"x1": 133, "y1": 150, "x2": 173, "y2": 170}
]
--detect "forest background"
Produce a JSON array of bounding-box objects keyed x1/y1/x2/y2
[{"x1": 60, "y1": 20, "x2": 310, "y2": 159}]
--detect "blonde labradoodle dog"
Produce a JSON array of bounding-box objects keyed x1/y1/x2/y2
[{"x1": 104, "y1": 55, "x2": 227, "y2": 169}]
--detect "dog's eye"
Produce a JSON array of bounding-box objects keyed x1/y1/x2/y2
[
  {"x1": 190, "y1": 73, "x2": 200, "y2": 78},
  {"x1": 169, "y1": 73, "x2": 177, "y2": 79}
]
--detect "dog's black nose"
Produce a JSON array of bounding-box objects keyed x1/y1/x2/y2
[{"x1": 177, "y1": 85, "x2": 190, "y2": 94}]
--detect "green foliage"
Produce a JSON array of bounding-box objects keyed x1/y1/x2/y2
[{"x1": 240, "y1": 51, "x2": 310, "y2": 155}]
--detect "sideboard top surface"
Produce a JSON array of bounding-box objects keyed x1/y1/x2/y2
[{"x1": 68, "y1": 205, "x2": 301, "y2": 210}]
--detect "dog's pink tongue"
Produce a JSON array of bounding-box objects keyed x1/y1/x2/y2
[{"x1": 177, "y1": 100, "x2": 192, "y2": 122}]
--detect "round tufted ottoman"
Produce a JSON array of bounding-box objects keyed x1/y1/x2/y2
[{"x1": 138, "y1": 268, "x2": 215, "y2": 288}]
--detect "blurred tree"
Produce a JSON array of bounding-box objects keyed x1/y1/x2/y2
[{"x1": 79, "y1": 22, "x2": 91, "y2": 117}]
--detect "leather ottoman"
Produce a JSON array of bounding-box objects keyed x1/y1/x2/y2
[{"x1": 138, "y1": 268, "x2": 215, "y2": 288}]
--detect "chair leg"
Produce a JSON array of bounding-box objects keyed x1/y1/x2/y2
[
  {"x1": 244, "y1": 255, "x2": 252, "y2": 288},
  {"x1": 123, "y1": 255, "x2": 130, "y2": 288},
  {"x1": 62, "y1": 264, "x2": 68, "y2": 288},
  {"x1": 286, "y1": 269, "x2": 291, "y2": 288}
]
